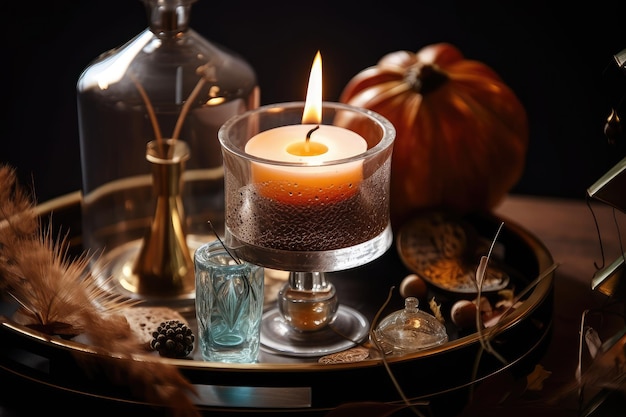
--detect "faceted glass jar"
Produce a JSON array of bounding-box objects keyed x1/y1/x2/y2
[
  {"x1": 76, "y1": 0, "x2": 259, "y2": 298},
  {"x1": 194, "y1": 240, "x2": 264, "y2": 363}
]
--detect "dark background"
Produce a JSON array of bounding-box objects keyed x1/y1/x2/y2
[{"x1": 5, "y1": 0, "x2": 626, "y2": 203}]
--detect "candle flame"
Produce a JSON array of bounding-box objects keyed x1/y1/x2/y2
[{"x1": 302, "y1": 51, "x2": 322, "y2": 124}]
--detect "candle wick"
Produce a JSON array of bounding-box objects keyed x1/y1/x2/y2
[
  {"x1": 305, "y1": 125, "x2": 319, "y2": 153},
  {"x1": 305, "y1": 125, "x2": 320, "y2": 143}
]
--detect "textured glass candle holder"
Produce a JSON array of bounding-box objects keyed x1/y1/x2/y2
[
  {"x1": 219, "y1": 101, "x2": 395, "y2": 356},
  {"x1": 194, "y1": 240, "x2": 264, "y2": 363}
]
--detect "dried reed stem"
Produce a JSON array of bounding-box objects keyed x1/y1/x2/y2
[
  {"x1": 130, "y1": 64, "x2": 211, "y2": 159},
  {"x1": 129, "y1": 72, "x2": 164, "y2": 155},
  {"x1": 172, "y1": 77, "x2": 206, "y2": 141}
]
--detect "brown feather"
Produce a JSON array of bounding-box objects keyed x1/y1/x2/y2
[{"x1": 0, "y1": 164, "x2": 200, "y2": 416}]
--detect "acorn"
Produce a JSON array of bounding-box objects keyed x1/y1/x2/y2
[{"x1": 150, "y1": 320, "x2": 195, "y2": 358}]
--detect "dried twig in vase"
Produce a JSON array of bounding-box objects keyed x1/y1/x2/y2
[{"x1": 130, "y1": 62, "x2": 216, "y2": 158}]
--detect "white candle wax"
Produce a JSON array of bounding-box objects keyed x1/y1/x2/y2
[{"x1": 245, "y1": 124, "x2": 368, "y2": 205}]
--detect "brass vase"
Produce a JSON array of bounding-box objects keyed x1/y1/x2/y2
[{"x1": 122, "y1": 139, "x2": 194, "y2": 296}]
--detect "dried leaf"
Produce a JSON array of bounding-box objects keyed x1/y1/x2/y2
[
  {"x1": 526, "y1": 364, "x2": 552, "y2": 391},
  {"x1": 428, "y1": 297, "x2": 445, "y2": 323}
]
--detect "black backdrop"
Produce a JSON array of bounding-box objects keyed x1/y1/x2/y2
[{"x1": 5, "y1": 0, "x2": 626, "y2": 203}]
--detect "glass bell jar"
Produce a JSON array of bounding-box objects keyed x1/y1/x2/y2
[{"x1": 76, "y1": 0, "x2": 259, "y2": 306}]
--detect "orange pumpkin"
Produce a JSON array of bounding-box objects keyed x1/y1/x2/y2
[{"x1": 340, "y1": 43, "x2": 528, "y2": 229}]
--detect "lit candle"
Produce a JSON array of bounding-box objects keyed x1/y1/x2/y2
[{"x1": 245, "y1": 51, "x2": 368, "y2": 205}]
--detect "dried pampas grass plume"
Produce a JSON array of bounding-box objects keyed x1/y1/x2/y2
[{"x1": 0, "y1": 164, "x2": 199, "y2": 417}]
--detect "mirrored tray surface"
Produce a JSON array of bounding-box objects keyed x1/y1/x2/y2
[{"x1": 0, "y1": 192, "x2": 555, "y2": 416}]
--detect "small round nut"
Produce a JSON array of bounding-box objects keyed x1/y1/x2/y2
[
  {"x1": 450, "y1": 299, "x2": 478, "y2": 330},
  {"x1": 399, "y1": 274, "x2": 428, "y2": 300}
]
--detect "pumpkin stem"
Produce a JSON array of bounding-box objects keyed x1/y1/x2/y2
[{"x1": 405, "y1": 63, "x2": 449, "y2": 95}]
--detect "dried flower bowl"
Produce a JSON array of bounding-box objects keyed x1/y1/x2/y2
[{"x1": 0, "y1": 191, "x2": 554, "y2": 416}]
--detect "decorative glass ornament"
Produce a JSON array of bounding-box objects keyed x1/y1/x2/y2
[{"x1": 374, "y1": 297, "x2": 448, "y2": 355}]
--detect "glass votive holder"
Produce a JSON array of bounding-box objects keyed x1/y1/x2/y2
[{"x1": 194, "y1": 240, "x2": 264, "y2": 363}]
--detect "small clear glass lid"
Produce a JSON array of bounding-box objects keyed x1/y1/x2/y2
[{"x1": 374, "y1": 297, "x2": 448, "y2": 354}]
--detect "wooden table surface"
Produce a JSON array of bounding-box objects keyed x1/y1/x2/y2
[{"x1": 459, "y1": 193, "x2": 626, "y2": 417}]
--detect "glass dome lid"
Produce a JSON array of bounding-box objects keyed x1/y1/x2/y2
[{"x1": 374, "y1": 297, "x2": 448, "y2": 354}]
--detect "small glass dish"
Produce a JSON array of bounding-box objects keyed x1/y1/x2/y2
[
  {"x1": 373, "y1": 297, "x2": 448, "y2": 356},
  {"x1": 396, "y1": 211, "x2": 510, "y2": 294}
]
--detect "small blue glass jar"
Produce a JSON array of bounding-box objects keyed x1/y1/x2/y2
[{"x1": 194, "y1": 240, "x2": 264, "y2": 363}]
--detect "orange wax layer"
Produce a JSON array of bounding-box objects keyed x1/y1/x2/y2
[{"x1": 251, "y1": 163, "x2": 362, "y2": 205}]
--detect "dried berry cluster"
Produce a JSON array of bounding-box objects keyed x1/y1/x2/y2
[{"x1": 150, "y1": 320, "x2": 195, "y2": 358}]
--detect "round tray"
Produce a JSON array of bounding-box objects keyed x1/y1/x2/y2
[{"x1": 0, "y1": 191, "x2": 555, "y2": 416}]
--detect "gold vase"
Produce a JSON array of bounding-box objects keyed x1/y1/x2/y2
[{"x1": 121, "y1": 139, "x2": 194, "y2": 296}]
